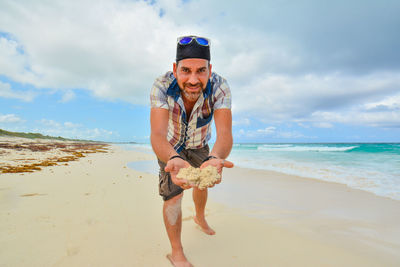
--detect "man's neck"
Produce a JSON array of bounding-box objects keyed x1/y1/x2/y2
[{"x1": 182, "y1": 95, "x2": 199, "y2": 119}]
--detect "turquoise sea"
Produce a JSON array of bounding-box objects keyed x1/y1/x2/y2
[{"x1": 125, "y1": 143, "x2": 400, "y2": 201}]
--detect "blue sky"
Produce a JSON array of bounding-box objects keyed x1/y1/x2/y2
[{"x1": 1, "y1": 0, "x2": 400, "y2": 143}]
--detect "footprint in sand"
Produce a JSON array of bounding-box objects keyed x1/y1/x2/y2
[{"x1": 67, "y1": 247, "x2": 80, "y2": 256}]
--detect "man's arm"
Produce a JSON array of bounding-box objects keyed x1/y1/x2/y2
[
  {"x1": 200, "y1": 109, "x2": 234, "y2": 179},
  {"x1": 150, "y1": 108, "x2": 178, "y2": 162},
  {"x1": 209, "y1": 109, "x2": 233, "y2": 159},
  {"x1": 150, "y1": 108, "x2": 191, "y2": 188}
]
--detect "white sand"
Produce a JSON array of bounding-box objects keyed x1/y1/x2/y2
[
  {"x1": 177, "y1": 165, "x2": 220, "y2": 189},
  {"x1": 1, "y1": 141, "x2": 400, "y2": 266}
]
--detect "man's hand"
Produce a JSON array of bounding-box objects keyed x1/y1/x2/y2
[
  {"x1": 164, "y1": 157, "x2": 191, "y2": 189},
  {"x1": 200, "y1": 158, "x2": 234, "y2": 185}
]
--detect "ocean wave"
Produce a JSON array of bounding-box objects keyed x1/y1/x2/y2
[
  {"x1": 257, "y1": 145, "x2": 358, "y2": 152},
  {"x1": 229, "y1": 157, "x2": 400, "y2": 201}
]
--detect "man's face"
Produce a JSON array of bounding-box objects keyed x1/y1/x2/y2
[{"x1": 173, "y1": 58, "x2": 212, "y2": 103}]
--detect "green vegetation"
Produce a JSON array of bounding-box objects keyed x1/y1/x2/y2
[{"x1": 0, "y1": 128, "x2": 89, "y2": 142}]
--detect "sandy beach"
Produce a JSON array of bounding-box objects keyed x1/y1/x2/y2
[{"x1": 1, "y1": 138, "x2": 400, "y2": 266}]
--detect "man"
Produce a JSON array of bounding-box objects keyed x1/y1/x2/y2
[{"x1": 150, "y1": 35, "x2": 233, "y2": 267}]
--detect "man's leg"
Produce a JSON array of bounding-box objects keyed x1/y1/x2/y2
[
  {"x1": 163, "y1": 193, "x2": 193, "y2": 267},
  {"x1": 192, "y1": 187, "x2": 215, "y2": 235}
]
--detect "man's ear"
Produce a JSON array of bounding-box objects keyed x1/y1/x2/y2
[
  {"x1": 173, "y1": 62, "x2": 177, "y2": 77},
  {"x1": 209, "y1": 63, "x2": 212, "y2": 77}
]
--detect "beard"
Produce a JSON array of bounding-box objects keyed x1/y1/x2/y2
[{"x1": 181, "y1": 82, "x2": 204, "y2": 102}]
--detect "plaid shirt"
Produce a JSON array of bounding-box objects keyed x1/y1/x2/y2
[{"x1": 150, "y1": 71, "x2": 231, "y2": 152}]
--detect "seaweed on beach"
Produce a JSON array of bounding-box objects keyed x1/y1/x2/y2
[
  {"x1": 0, "y1": 142, "x2": 107, "y2": 153},
  {"x1": 0, "y1": 142, "x2": 109, "y2": 174}
]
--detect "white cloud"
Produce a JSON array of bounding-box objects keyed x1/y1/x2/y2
[
  {"x1": 311, "y1": 110, "x2": 400, "y2": 128},
  {"x1": 0, "y1": 0, "x2": 196, "y2": 104},
  {"x1": 232, "y1": 71, "x2": 400, "y2": 128},
  {"x1": 0, "y1": 113, "x2": 24, "y2": 123},
  {"x1": 0, "y1": 80, "x2": 35, "y2": 101},
  {"x1": 64, "y1": 121, "x2": 82, "y2": 128},
  {"x1": 364, "y1": 93, "x2": 400, "y2": 111},
  {"x1": 0, "y1": 0, "x2": 306, "y2": 106},
  {"x1": 0, "y1": 36, "x2": 29, "y2": 81},
  {"x1": 60, "y1": 90, "x2": 76, "y2": 103},
  {"x1": 236, "y1": 126, "x2": 308, "y2": 140},
  {"x1": 34, "y1": 118, "x2": 115, "y2": 140},
  {"x1": 312, "y1": 122, "x2": 333, "y2": 128},
  {"x1": 39, "y1": 119, "x2": 61, "y2": 128},
  {"x1": 257, "y1": 127, "x2": 276, "y2": 135}
]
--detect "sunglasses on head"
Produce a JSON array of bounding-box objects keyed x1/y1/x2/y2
[{"x1": 177, "y1": 36, "x2": 210, "y2": 46}]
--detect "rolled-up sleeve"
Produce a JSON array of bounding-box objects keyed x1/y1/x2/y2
[
  {"x1": 213, "y1": 78, "x2": 231, "y2": 110},
  {"x1": 150, "y1": 76, "x2": 169, "y2": 109}
]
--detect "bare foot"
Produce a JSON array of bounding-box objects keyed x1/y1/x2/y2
[
  {"x1": 194, "y1": 216, "x2": 216, "y2": 235},
  {"x1": 166, "y1": 254, "x2": 193, "y2": 267}
]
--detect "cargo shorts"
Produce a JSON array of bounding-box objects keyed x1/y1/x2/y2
[{"x1": 158, "y1": 145, "x2": 209, "y2": 201}]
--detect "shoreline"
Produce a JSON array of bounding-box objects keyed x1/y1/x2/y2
[
  {"x1": 1, "y1": 141, "x2": 400, "y2": 266},
  {"x1": 121, "y1": 143, "x2": 400, "y2": 201}
]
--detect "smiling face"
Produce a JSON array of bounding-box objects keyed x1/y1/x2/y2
[{"x1": 173, "y1": 58, "x2": 212, "y2": 104}]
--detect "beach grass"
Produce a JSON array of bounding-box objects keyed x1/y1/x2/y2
[{"x1": 0, "y1": 128, "x2": 93, "y2": 142}]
